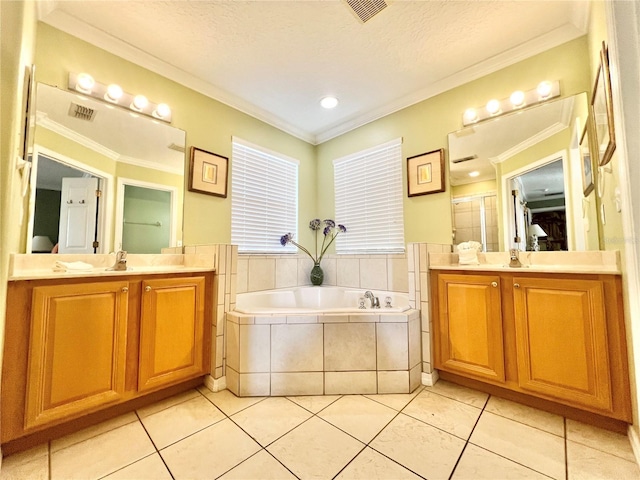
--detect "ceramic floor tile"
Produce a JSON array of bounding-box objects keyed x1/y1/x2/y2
[
  {"x1": 136, "y1": 389, "x2": 201, "y2": 418},
  {"x1": 51, "y1": 412, "x2": 138, "y2": 453},
  {"x1": 218, "y1": 450, "x2": 297, "y2": 479},
  {"x1": 567, "y1": 439, "x2": 640, "y2": 480},
  {"x1": 452, "y1": 443, "x2": 550, "y2": 479},
  {"x1": 470, "y1": 411, "x2": 565, "y2": 479},
  {"x1": 267, "y1": 416, "x2": 365, "y2": 479},
  {"x1": 50, "y1": 421, "x2": 155, "y2": 480},
  {"x1": 198, "y1": 386, "x2": 265, "y2": 416},
  {"x1": 318, "y1": 395, "x2": 398, "y2": 443},
  {"x1": 423, "y1": 380, "x2": 489, "y2": 408},
  {"x1": 485, "y1": 396, "x2": 564, "y2": 437},
  {"x1": 0, "y1": 445, "x2": 48, "y2": 480},
  {"x1": 335, "y1": 446, "x2": 422, "y2": 479},
  {"x1": 402, "y1": 389, "x2": 482, "y2": 439},
  {"x1": 364, "y1": 388, "x2": 423, "y2": 411},
  {"x1": 287, "y1": 394, "x2": 342, "y2": 413},
  {"x1": 231, "y1": 397, "x2": 312, "y2": 446},
  {"x1": 141, "y1": 395, "x2": 226, "y2": 449},
  {"x1": 370, "y1": 413, "x2": 466, "y2": 479},
  {"x1": 160, "y1": 418, "x2": 261, "y2": 479},
  {"x1": 102, "y1": 453, "x2": 172, "y2": 479},
  {"x1": 566, "y1": 419, "x2": 636, "y2": 462}
]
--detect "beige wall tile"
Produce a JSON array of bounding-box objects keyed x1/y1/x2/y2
[
  {"x1": 286, "y1": 315, "x2": 318, "y2": 324},
  {"x1": 275, "y1": 257, "x2": 298, "y2": 289},
  {"x1": 218, "y1": 246, "x2": 227, "y2": 274},
  {"x1": 325, "y1": 323, "x2": 376, "y2": 371},
  {"x1": 271, "y1": 372, "x2": 324, "y2": 396},
  {"x1": 325, "y1": 371, "x2": 377, "y2": 395},
  {"x1": 297, "y1": 258, "x2": 313, "y2": 286},
  {"x1": 237, "y1": 257, "x2": 248, "y2": 293},
  {"x1": 422, "y1": 361, "x2": 432, "y2": 374},
  {"x1": 407, "y1": 244, "x2": 415, "y2": 273},
  {"x1": 239, "y1": 325, "x2": 270, "y2": 373},
  {"x1": 348, "y1": 313, "x2": 379, "y2": 323},
  {"x1": 216, "y1": 335, "x2": 224, "y2": 369},
  {"x1": 239, "y1": 373, "x2": 271, "y2": 396},
  {"x1": 377, "y1": 323, "x2": 408, "y2": 370},
  {"x1": 409, "y1": 318, "x2": 421, "y2": 368},
  {"x1": 247, "y1": 257, "x2": 276, "y2": 292},
  {"x1": 321, "y1": 257, "x2": 337, "y2": 286},
  {"x1": 226, "y1": 320, "x2": 240, "y2": 370},
  {"x1": 378, "y1": 371, "x2": 409, "y2": 394},
  {"x1": 319, "y1": 314, "x2": 349, "y2": 323},
  {"x1": 420, "y1": 302, "x2": 429, "y2": 332},
  {"x1": 419, "y1": 244, "x2": 428, "y2": 272},
  {"x1": 226, "y1": 367, "x2": 239, "y2": 395},
  {"x1": 337, "y1": 258, "x2": 360, "y2": 287},
  {"x1": 410, "y1": 365, "x2": 422, "y2": 391},
  {"x1": 422, "y1": 332, "x2": 432, "y2": 365},
  {"x1": 387, "y1": 257, "x2": 408, "y2": 292},
  {"x1": 271, "y1": 324, "x2": 323, "y2": 372},
  {"x1": 255, "y1": 315, "x2": 286, "y2": 325},
  {"x1": 378, "y1": 314, "x2": 407, "y2": 323},
  {"x1": 360, "y1": 258, "x2": 388, "y2": 290}
]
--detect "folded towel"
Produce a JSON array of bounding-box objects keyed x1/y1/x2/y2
[
  {"x1": 53, "y1": 261, "x2": 94, "y2": 272},
  {"x1": 457, "y1": 241, "x2": 482, "y2": 265}
]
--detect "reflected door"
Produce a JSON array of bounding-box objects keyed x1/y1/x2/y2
[
  {"x1": 452, "y1": 194, "x2": 498, "y2": 252},
  {"x1": 122, "y1": 185, "x2": 172, "y2": 253},
  {"x1": 58, "y1": 177, "x2": 99, "y2": 254}
]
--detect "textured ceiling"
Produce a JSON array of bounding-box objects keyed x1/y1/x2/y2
[{"x1": 39, "y1": 0, "x2": 589, "y2": 144}]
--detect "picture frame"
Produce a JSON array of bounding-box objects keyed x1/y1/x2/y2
[
  {"x1": 407, "y1": 148, "x2": 445, "y2": 197},
  {"x1": 580, "y1": 121, "x2": 595, "y2": 197},
  {"x1": 189, "y1": 146, "x2": 229, "y2": 197},
  {"x1": 590, "y1": 41, "x2": 616, "y2": 167}
]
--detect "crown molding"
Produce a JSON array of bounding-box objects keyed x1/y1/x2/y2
[
  {"x1": 491, "y1": 122, "x2": 568, "y2": 165},
  {"x1": 117, "y1": 155, "x2": 184, "y2": 176}
]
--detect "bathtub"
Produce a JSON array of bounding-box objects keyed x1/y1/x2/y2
[{"x1": 234, "y1": 286, "x2": 410, "y2": 314}]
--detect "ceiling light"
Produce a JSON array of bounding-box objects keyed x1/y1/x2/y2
[
  {"x1": 153, "y1": 103, "x2": 171, "y2": 119},
  {"x1": 486, "y1": 99, "x2": 501, "y2": 115},
  {"x1": 469, "y1": 171, "x2": 480, "y2": 177},
  {"x1": 320, "y1": 96, "x2": 339, "y2": 109},
  {"x1": 463, "y1": 108, "x2": 478, "y2": 124},
  {"x1": 75, "y1": 73, "x2": 95, "y2": 94},
  {"x1": 105, "y1": 84, "x2": 123, "y2": 103},
  {"x1": 510, "y1": 90, "x2": 525, "y2": 108},
  {"x1": 131, "y1": 95, "x2": 149, "y2": 111},
  {"x1": 537, "y1": 81, "x2": 553, "y2": 99}
]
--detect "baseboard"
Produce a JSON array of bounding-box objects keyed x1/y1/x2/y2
[
  {"x1": 628, "y1": 425, "x2": 640, "y2": 468},
  {"x1": 203, "y1": 375, "x2": 226, "y2": 392},
  {"x1": 421, "y1": 370, "x2": 439, "y2": 386}
]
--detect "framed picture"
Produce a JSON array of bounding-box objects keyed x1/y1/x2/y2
[
  {"x1": 189, "y1": 146, "x2": 229, "y2": 197},
  {"x1": 580, "y1": 122, "x2": 594, "y2": 196},
  {"x1": 591, "y1": 41, "x2": 616, "y2": 166},
  {"x1": 407, "y1": 148, "x2": 445, "y2": 197}
]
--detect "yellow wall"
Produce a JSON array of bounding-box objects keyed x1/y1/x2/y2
[
  {"x1": 451, "y1": 180, "x2": 497, "y2": 198},
  {"x1": 317, "y1": 37, "x2": 592, "y2": 248},
  {"x1": 33, "y1": 23, "x2": 317, "y2": 248}
]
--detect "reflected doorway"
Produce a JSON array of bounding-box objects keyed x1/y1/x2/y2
[{"x1": 452, "y1": 193, "x2": 499, "y2": 252}]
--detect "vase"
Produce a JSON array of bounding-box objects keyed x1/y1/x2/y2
[{"x1": 310, "y1": 263, "x2": 324, "y2": 286}]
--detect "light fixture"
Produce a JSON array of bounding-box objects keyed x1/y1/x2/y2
[
  {"x1": 529, "y1": 224, "x2": 548, "y2": 251},
  {"x1": 461, "y1": 80, "x2": 560, "y2": 126},
  {"x1": 468, "y1": 171, "x2": 480, "y2": 177},
  {"x1": 320, "y1": 96, "x2": 339, "y2": 109},
  {"x1": 31, "y1": 235, "x2": 54, "y2": 253},
  {"x1": 67, "y1": 72, "x2": 173, "y2": 123}
]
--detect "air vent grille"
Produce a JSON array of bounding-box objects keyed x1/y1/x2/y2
[
  {"x1": 451, "y1": 155, "x2": 478, "y2": 164},
  {"x1": 344, "y1": 0, "x2": 388, "y2": 23},
  {"x1": 68, "y1": 102, "x2": 96, "y2": 121},
  {"x1": 168, "y1": 143, "x2": 186, "y2": 153}
]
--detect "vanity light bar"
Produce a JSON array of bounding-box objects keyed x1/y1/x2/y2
[
  {"x1": 462, "y1": 80, "x2": 560, "y2": 127},
  {"x1": 68, "y1": 72, "x2": 172, "y2": 123}
]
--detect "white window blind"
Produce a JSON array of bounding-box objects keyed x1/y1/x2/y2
[
  {"x1": 231, "y1": 138, "x2": 299, "y2": 253},
  {"x1": 333, "y1": 138, "x2": 405, "y2": 254}
]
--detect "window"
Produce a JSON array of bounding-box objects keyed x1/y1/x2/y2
[
  {"x1": 231, "y1": 137, "x2": 298, "y2": 253},
  {"x1": 333, "y1": 138, "x2": 405, "y2": 253}
]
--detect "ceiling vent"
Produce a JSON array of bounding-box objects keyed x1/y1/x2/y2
[
  {"x1": 344, "y1": 0, "x2": 388, "y2": 23},
  {"x1": 451, "y1": 155, "x2": 478, "y2": 164},
  {"x1": 68, "y1": 102, "x2": 97, "y2": 122},
  {"x1": 168, "y1": 143, "x2": 185, "y2": 153}
]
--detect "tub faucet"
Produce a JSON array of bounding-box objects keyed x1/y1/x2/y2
[
  {"x1": 112, "y1": 250, "x2": 128, "y2": 271},
  {"x1": 364, "y1": 291, "x2": 380, "y2": 309},
  {"x1": 509, "y1": 248, "x2": 522, "y2": 268}
]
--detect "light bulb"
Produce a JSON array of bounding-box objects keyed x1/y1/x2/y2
[
  {"x1": 131, "y1": 94, "x2": 148, "y2": 111},
  {"x1": 486, "y1": 99, "x2": 501, "y2": 115},
  {"x1": 105, "y1": 84, "x2": 123, "y2": 102},
  {"x1": 463, "y1": 108, "x2": 478, "y2": 124},
  {"x1": 510, "y1": 90, "x2": 525, "y2": 107},
  {"x1": 76, "y1": 73, "x2": 95, "y2": 93},
  {"x1": 320, "y1": 96, "x2": 339, "y2": 109},
  {"x1": 469, "y1": 171, "x2": 480, "y2": 177},
  {"x1": 153, "y1": 103, "x2": 171, "y2": 119},
  {"x1": 537, "y1": 81, "x2": 553, "y2": 99}
]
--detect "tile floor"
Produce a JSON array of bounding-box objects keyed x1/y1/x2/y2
[{"x1": 1, "y1": 381, "x2": 638, "y2": 479}]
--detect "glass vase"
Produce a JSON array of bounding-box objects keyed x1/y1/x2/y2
[{"x1": 310, "y1": 262, "x2": 324, "y2": 286}]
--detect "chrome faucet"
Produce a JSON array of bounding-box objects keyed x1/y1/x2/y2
[
  {"x1": 509, "y1": 248, "x2": 522, "y2": 268},
  {"x1": 364, "y1": 291, "x2": 380, "y2": 309},
  {"x1": 111, "y1": 250, "x2": 128, "y2": 271}
]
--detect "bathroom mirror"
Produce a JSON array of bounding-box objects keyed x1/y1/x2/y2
[
  {"x1": 27, "y1": 83, "x2": 186, "y2": 254},
  {"x1": 448, "y1": 92, "x2": 595, "y2": 252}
]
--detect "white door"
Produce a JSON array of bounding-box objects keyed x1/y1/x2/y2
[{"x1": 58, "y1": 177, "x2": 99, "y2": 254}]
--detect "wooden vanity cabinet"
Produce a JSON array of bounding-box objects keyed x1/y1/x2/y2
[
  {"x1": 431, "y1": 270, "x2": 632, "y2": 423},
  {"x1": 2, "y1": 272, "x2": 211, "y2": 448}
]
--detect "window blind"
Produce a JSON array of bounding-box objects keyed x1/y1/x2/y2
[
  {"x1": 333, "y1": 138, "x2": 405, "y2": 254},
  {"x1": 231, "y1": 138, "x2": 299, "y2": 253}
]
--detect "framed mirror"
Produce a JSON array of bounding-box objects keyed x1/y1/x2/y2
[{"x1": 27, "y1": 83, "x2": 186, "y2": 254}]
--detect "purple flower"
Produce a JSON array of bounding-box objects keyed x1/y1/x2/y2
[
  {"x1": 323, "y1": 226, "x2": 331, "y2": 236},
  {"x1": 309, "y1": 219, "x2": 322, "y2": 231},
  {"x1": 280, "y1": 233, "x2": 292, "y2": 246},
  {"x1": 338, "y1": 224, "x2": 347, "y2": 233},
  {"x1": 323, "y1": 219, "x2": 335, "y2": 228}
]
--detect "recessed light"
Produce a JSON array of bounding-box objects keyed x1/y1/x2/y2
[
  {"x1": 320, "y1": 96, "x2": 339, "y2": 109},
  {"x1": 469, "y1": 171, "x2": 480, "y2": 177}
]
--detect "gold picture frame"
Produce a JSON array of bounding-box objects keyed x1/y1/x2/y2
[
  {"x1": 580, "y1": 121, "x2": 594, "y2": 197},
  {"x1": 189, "y1": 146, "x2": 229, "y2": 197},
  {"x1": 591, "y1": 41, "x2": 616, "y2": 167},
  {"x1": 407, "y1": 148, "x2": 445, "y2": 197}
]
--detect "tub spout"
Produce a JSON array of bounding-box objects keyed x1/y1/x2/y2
[{"x1": 364, "y1": 291, "x2": 380, "y2": 309}]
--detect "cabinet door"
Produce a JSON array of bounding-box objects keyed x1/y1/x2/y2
[
  {"x1": 435, "y1": 274, "x2": 505, "y2": 383},
  {"x1": 138, "y1": 276, "x2": 206, "y2": 392},
  {"x1": 513, "y1": 277, "x2": 612, "y2": 411},
  {"x1": 25, "y1": 281, "x2": 129, "y2": 429}
]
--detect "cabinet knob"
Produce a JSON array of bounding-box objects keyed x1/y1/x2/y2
[
  {"x1": 121, "y1": 287, "x2": 129, "y2": 293},
  {"x1": 491, "y1": 282, "x2": 498, "y2": 287},
  {"x1": 145, "y1": 286, "x2": 152, "y2": 292},
  {"x1": 514, "y1": 283, "x2": 521, "y2": 288}
]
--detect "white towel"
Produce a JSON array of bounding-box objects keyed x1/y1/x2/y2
[
  {"x1": 457, "y1": 241, "x2": 482, "y2": 265},
  {"x1": 53, "y1": 261, "x2": 94, "y2": 272}
]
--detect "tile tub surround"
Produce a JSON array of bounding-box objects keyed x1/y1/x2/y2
[{"x1": 225, "y1": 310, "x2": 422, "y2": 396}]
